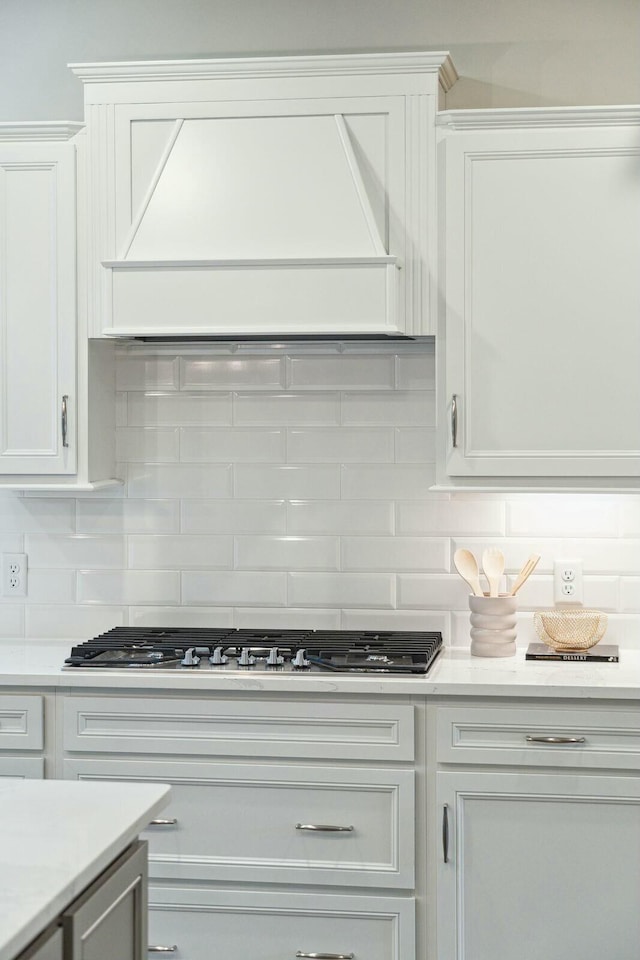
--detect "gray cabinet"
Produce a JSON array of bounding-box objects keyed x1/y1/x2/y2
[{"x1": 15, "y1": 927, "x2": 63, "y2": 960}]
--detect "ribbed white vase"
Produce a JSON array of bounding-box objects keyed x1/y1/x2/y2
[{"x1": 469, "y1": 594, "x2": 518, "y2": 658}]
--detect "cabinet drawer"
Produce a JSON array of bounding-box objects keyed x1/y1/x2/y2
[
  {"x1": 63, "y1": 696, "x2": 414, "y2": 761},
  {"x1": 64, "y1": 758, "x2": 414, "y2": 888},
  {"x1": 149, "y1": 886, "x2": 415, "y2": 960},
  {"x1": 0, "y1": 756, "x2": 44, "y2": 778},
  {"x1": 0, "y1": 695, "x2": 43, "y2": 750},
  {"x1": 437, "y1": 705, "x2": 640, "y2": 770}
]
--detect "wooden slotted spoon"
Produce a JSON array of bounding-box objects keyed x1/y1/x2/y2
[{"x1": 482, "y1": 547, "x2": 505, "y2": 598}]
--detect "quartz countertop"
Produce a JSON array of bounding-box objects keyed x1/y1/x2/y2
[
  {"x1": 0, "y1": 778, "x2": 170, "y2": 960},
  {"x1": 0, "y1": 640, "x2": 637, "y2": 699}
]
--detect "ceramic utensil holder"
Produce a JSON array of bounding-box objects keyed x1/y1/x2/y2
[{"x1": 469, "y1": 595, "x2": 517, "y2": 657}]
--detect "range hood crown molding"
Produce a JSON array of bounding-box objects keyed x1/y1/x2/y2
[{"x1": 69, "y1": 50, "x2": 457, "y2": 88}]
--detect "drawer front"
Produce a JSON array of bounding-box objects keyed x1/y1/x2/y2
[
  {"x1": 63, "y1": 696, "x2": 414, "y2": 761},
  {"x1": 437, "y1": 705, "x2": 640, "y2": 770},
  {"x1": 0, "y1": 695, "x2": 43, "y2": 750},
  {"x1": 149, "y1": 886, "x2": 415, "y2": 960},
  {"x1": 64, "y1": 758, "x2": 414, "y2": 888},
  {"x1": 0, "y1": 756, "x2": 44, "y2": 778}
]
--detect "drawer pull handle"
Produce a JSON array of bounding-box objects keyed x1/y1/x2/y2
[
  {"x1": 526, "y1": 736, "x2": 586, "y2": 745},
  {"x1": 149, "y1": 818, "x2": 178, "y2": 826},
  {"x1": 296, "y1": 953, "x2": 355, "y2": 959},
  {"x1": 295, "y1": 823, "x2": 354, "y2": 832},
  {"x1": 148, "y1": 948, "x2": 178, "y2": 953},
  {"x1": 442, "y1": 803, "x2": 449, "y2": 864}
]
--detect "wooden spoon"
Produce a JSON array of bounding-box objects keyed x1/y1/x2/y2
[
  {"x1": 453, "y1": 549, "x2": 484, "y2": 597},
  {"x1": 482, "y1": 547, "x2": 505, "y2": 598},
  {"x1": 509, "y1": 554, "x2": 541, "y2": 596}
]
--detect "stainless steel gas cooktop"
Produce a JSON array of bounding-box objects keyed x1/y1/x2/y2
[{"x1": 64, "y1": 627, "x2": 443, "y2": 675}]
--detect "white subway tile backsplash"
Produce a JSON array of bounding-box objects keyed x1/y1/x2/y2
[
  {"x1": 25, "y1": 605, "x2": 125, "y2": 639},
  {"x1": 342, "y1": 537, "x2": 448, "y2": 572},
  {"x1": 116, "y1": 357, "x2": 180, "y2": 391},
  {"x1": 342, "y1": 391, "x2": 435, "y2": 425},
  {"x1": 234, "y1": 464, "x2": 340, "y2": 500},
  {"x1": 341, "y1": 464, "x2": 435, "y2": 500},
  {"x1": 395, "y1": 427, "x2": 437, "y2": 463},
  {"x1": 181, "y1": 500, "x2": 286, "y2": 535},
  {"x1": 129, "y1": 535, "x2": 233, "y2": 570},
  {"x1": 1, "y1": 347, "x2": 638, "y2": 639},
  {"x1": 25, "y1": 535, "x2": 125, "y2": 569},
  {"x1": 128, "y1": 392, "x2": 233, "y2": 426},
  {"x1": 234, "y1": 607, "x2": 342, "y2": 630},
  {"x1": 0, "y1": 499, "x2": 75, "y2": 535},
  {"x1": 127, "y1": 464, "x2": 233, "y2": 499},
  {"x1": 180, "y1": 428, "x2": 285, "y2": 463},
  {"x1": 181, "y1": 357, "x2": 285, "y2": 390},
  {"x1": 235, "y1": 536, "x2": 339, "y2": 571},
  {"x1": 78, "y1": 571, "x2": 181, "y2": 605},
  {"x1": 288, "y1": 355, "x2": 395, "y2": 390},
  {"x1": 286, "y1": 500, "x2": 394, "y2": 536},
  {"x1": 507, "y1": 496, "x2": 620, "y2": 537},
  {"x1": 234, "y1": 392, "x2": 340, "y2": 426},
  {"x1": 130, "y1": 606, "x2": 234, "y2": 627},
  {"x1": 288, "y1": 573, "x2": 395, "y2": 609},
  {"x1": 116, "y1": 427, "x2": 180, "y2": 462},
  {"x1": 77, "y1": 500, "x2": 179, "y2": 535},
  {"x1": 398, "y1": 500, "x2": 505, "y2": 536},
  {"x1": 395, "y1": 349, "x2": 435, "y2": 389},
  {"x1": 182, "y1": 571, "x2": 287, "y2": 606},
  {"x1": 288, "y1": 428, "x2": 394, "y2": 463}
]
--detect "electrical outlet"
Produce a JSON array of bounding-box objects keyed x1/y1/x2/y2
[
  {"x1": 2, "y1": 553, "x2": 28, "y2": 597},
  {"x1": 554, "y1": 559, "x2": 583, "y2": 605}
]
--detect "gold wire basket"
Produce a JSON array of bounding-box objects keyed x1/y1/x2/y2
[{"x1": 534, "y1": 609, "x2": 608, "y2": 651}]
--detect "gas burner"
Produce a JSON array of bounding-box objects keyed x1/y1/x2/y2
[{"x1": 64, "y1": 627, "x2": 443, "y2": 676}]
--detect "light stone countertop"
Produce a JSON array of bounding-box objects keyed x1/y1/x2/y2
[
  {"x1": 0, "y1": 779, "x2": 170, "y2": 960},
  {"x1": 0, "y1": 640, "x2": 637, "y2": 700}
]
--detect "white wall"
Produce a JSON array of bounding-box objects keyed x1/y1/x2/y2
[
  {"x1": 1, "y1": 345, "x2": 638, "y2": 648},
  {"x1": 0, "y1": 0, "x2": 638, "y2": 120}
]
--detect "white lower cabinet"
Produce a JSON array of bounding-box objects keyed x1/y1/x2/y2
[
  {"x1": 61, "y1": 694, "x2": 418, "y2": 958},
  {"x1": 434, "y1": 703, "x2": 640, "y2": 960},
  {"x1": 0, "y1": 694, "x2": 44, "y2": 779},
  {"x1": 148, "y1": 887, "x2": 415, "y2": 960}
]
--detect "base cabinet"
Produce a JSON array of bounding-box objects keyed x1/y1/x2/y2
[
  {"x1": 149, "y1": 887, "x2": 415, "y2": 960},
  {"x1": 16, "y1": 842, "x2": 147, "y2": 960}
]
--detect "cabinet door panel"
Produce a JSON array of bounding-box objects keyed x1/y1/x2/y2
[
  {"x1": 0, "y1": 143, "x2": 76, "y2": 474},
  {"x1": 437, "y1": 771, "x2": 640, "y2": 960},
  {"x1": 442, "y1": 121, "x2": 640, "y2": 479}
]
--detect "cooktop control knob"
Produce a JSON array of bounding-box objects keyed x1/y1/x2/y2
[
  {"x1": 180, "y1": 647, "x2": 200, "y2": 667},
  {"x1": 238, "y1": 647, "x2": 256, "y2": 667},
  {"x1": 292, "y1": 649, "x2": 310, "y2": 669},
  {"x1": 209, "y1": 646, "x2": 228, "y2": 665},
  {"x1": 265, "y1": 646, "x2": 284, "y2": 667}
]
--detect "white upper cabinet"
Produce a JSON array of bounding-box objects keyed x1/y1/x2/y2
[
  {"x1": 437, "y1": 107, "x2": 640, "y2": 489},
  {"x1": 0, "y1": 124, "x2": 118, "y2": 490},
  {"x1": 71, "y1": 53, "x2": 457, "y2": 338},
  {"x1": 0, "y1": 128, "x2": 78, "y2": 474}
]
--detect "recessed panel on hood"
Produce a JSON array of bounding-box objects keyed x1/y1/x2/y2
[{"x1": 125, "y1": 115, "x2": 384, "y2": 260}]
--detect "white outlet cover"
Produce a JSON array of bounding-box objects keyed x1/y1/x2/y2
[{"x1": 553, "y1": 559, "x2": 583, "y2": 605}]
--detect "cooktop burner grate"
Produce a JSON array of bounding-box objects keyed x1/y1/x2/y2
[{"x1": 64, "y1": 627, "x2": 443, "y2": 674}]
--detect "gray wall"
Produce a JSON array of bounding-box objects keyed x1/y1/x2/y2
[{"x1": 0, "y1": 0, "x2": 638, "y2": 120}]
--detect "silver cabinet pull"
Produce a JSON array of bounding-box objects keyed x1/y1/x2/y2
[
  {"x1": 295, "y1": 823, "x2": 354, "y2": 832},
  {"x1": 148, "y1": 948, "x2": 178, "y2": 954},
  {"x1": 526, "y1": 736, "x2": 586, "y2": 744},
  {"x1": 61, "y1": 395, "x2": 69, "y2": 447},
  {"x1": 442, "y1": 804, "x2": 449, "y2": 863},
  {"x1": 296, "y1": 953, "x2": 355, "y2": 959},
  {"x1": 451, "y1": 394, "x2": 458, "y2": 448},
  {"x1": 149, "y1": 817, "x2": 178, "y2": 825}
]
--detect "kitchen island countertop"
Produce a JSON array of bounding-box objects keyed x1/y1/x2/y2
[
  {"x1": 0, "y1": 639, "x2": 637, "y2": 700},
  {"x1": 0, "y1": 778, "x2": 170, "y2": 960}
]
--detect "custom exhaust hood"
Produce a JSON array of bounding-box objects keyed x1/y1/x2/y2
[{"x1": 72, "y1": 53, "x2": 456, "y2": 338}]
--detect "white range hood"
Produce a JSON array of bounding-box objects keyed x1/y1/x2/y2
[{"x1": 72, "y1": 52, "x2": 456, "y2": 338}]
